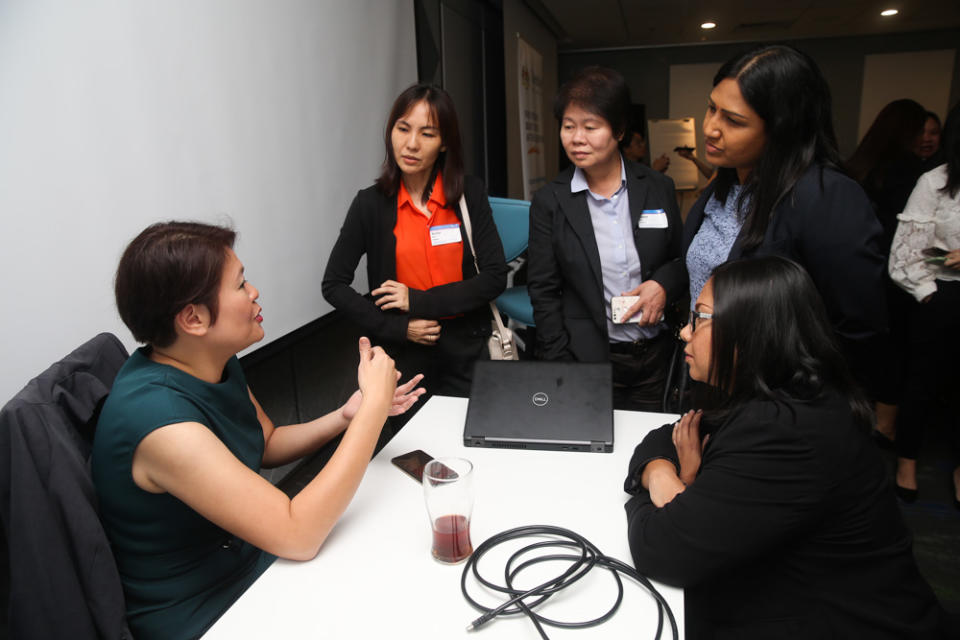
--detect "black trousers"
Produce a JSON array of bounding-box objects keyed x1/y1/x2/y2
[
  {"x1": 608, "y1": 331, "x2": 674, "y2": 412},
  {"x1": 380, "y1": 312, "x2": 489, "y2": 443},
  {"x1": 895, "y1": 280, "x2": 960, "y2": 460},
  {"x1": 871, "y1": 277, "x2": 917, "y2": 404},
  {"x1": 391, "y1": 312, "x2": 488, "y2": 398}
]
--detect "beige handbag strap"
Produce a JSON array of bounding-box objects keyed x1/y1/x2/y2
[{"x1": 458, "y1": 195, "x2": 508, "y2": 336}]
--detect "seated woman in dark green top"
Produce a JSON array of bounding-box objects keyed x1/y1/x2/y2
[{"x1": 91, "y1": 222, "x2": 424, "y2": 640}]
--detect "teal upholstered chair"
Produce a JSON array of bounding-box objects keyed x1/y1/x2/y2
[{"x1": 488, "y1": 197, "x2": 535, "y2": 329}]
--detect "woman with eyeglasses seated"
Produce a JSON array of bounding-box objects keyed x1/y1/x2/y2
[
  {"x1": 623, "y1": 256, "x2": 947, "y2": 639},
  {"x1": 92, "y1": 222, "x2": 424, "y2": 640}
]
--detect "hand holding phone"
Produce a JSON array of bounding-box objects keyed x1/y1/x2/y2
[
  {"x1": 612, "y1": 296, "x2": 643, "y2": 324},
  {"x1": 922, "y1": 247, "x2": 948, "y2": 264}
]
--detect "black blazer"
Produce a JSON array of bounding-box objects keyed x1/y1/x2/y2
[
  {"x1": 322, "y1": 176, "x2": 508, "y2": 346},
  {"x1": 624, "y1": 393, "x2": 946, "y2": 639},
  {"x1": 527, "y1": 160, "x2": 684, "y2": 362},
  {"x1": 683, "y1": 166, "x2": 887, "y2": 342}
]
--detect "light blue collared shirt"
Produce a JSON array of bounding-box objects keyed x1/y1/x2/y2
[{"x1": 571, "y1": 157, "x2": 659, "y2": 342}]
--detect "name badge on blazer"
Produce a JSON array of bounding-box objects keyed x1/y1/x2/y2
[
  {"x1": 637, "y1": 210, "x2": 669, "y2": 229},
  {"x1": 430, "y1": 223, "x2": 462, "y2": 246}
]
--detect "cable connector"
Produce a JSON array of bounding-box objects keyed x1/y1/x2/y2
[{"x1": 466, "y1": 611, "x2": 496, "y2": 632}]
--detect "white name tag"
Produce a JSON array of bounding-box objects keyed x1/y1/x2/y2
[
  {"x1": 637, "y1": 209, "x2": 668, "y2": 229},
  {"x1": 430, "y1": 223, "x2": 462, "y2": 246}
]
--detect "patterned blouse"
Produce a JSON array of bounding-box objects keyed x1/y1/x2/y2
[{"x1": 686, "y1": 185, "x2": 746, "y2": 306}]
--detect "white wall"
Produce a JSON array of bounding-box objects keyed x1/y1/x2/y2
[
  {"x1": 669, "y1": 62, "x2": 720, "y2": 188},
  {"x1": 0, "y1": 0, "x2": 417, "y2": 402},
  {"x1": 669, "y1": 62, "x2": 722, "y2": 218},
  {"x1": 503, "y1": 0, "x2": 559, "y2": 199}
]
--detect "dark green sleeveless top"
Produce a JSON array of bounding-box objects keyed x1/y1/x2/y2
[{"x1": 92, "y1": 348, "x2": 274, "y2": 639}]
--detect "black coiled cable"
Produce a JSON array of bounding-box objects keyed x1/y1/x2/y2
[{"x1": 460, "y1": 524, "x2": 679, "y2": 639}]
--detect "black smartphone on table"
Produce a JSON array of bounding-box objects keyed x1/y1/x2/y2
[
  {"x1": 391, "y1": 449, "x2": 459, "y2": 483},
  {"x1": 391, "y1": 449, "x2": 434, "y2": 483}
]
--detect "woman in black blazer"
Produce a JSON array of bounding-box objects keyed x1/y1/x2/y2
[
  {"x1": 625, "y1": 256, "x2": 947, "y2": 639},
  {"x1": 846, "y1": 99, "x2": 930, "y2": 447},
  {"x1": 322, "y1": 84, "x2": 507, "y2": 398},
  {"x1": 527, "y1": 66, "x2": 684, "y2": 411},
  {"x1": 682, "y1": 45, "x2": 886, "y2": 398}
]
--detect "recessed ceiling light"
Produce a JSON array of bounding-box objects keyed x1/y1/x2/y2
[
  {"x1": 880, "y1": 9, "x2": 898, "y2": 17},
  {"x1": 701, "y1": 22, "x2": 717, "y2": 30}
]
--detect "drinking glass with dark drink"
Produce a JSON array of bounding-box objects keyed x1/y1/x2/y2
[{"x1": 423, "y1": 457, "x2": 474, "y2": 564}]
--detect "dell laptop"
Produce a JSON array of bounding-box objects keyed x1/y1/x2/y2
[{"x1": 464, "y1": 360, "x2": 613, "y2": 453}]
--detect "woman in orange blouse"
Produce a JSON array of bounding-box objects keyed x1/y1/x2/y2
[{"x1": 323, "y1": 84, "x2": 507, "y2": 398}]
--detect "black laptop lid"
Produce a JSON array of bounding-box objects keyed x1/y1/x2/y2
[{"x1": 464, "y1": 360, "x2": 613, "y2": 453}]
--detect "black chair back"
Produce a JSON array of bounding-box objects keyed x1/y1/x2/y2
[{"x1": 0, "y1": 333, "x2": 133, "y2": 639}]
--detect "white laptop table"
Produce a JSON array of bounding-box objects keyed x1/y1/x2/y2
[{"x1": 203, "y1": 396, "x2": 684, "y2": 639}]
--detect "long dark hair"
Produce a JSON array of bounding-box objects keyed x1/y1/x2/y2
[
  {"x1": 705, "y1": 256, "x2": 872, "y2": 430},
  {"x1": 846, "y1": 98, "x2": 926, "y2": 190},
  {"x1": 375, "y1": 83, "x2": 464, "y2": 205},
  {"x1": 941, "y1": 102, "x2": 960, "y2": 198},
  {"x1": 711, "y1": 45, "x2": 841, "y2": 253}
]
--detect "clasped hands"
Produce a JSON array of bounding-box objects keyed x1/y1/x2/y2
[
  {"x1": 642, "y1": 410, "x2": 709, "y2": 508},
  {"x1": 372, "y1": 279, "x2": 440, "y2": 346}
]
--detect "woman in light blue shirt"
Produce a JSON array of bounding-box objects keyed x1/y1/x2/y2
[{"x1": 527, "y1": 66, "x2": 685, "y2": 411}]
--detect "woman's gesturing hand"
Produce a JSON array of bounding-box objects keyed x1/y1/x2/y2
[
  {"x1": 373, "y1": 280, "x2": 410, "y2": 311},
  {"x1": 673, "y1": 410, "x2": 707, "y2": 485},
  {"x1": 342, "y1": 370, "x2": 426, "y2": 420},
  {"x1": 407, "y1": 319, "x2": 440, "y2": 345},
  {"x1": 355, "y1": 337, "x2": 397, "y2": 411}
]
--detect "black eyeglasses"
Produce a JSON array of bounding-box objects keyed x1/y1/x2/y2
[{"x1": 688, "y1": 309, "x2": 713, "y2": 331}]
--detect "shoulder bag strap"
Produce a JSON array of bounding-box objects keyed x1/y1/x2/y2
[{"x1": 459, "y1": 195, "x2": 508, "y2": 336}]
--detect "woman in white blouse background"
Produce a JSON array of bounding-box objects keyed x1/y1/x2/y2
[{"x1": 888, "y1": 101, "x2": 960, "y2": 508}]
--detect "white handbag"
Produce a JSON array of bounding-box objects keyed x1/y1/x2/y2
[{"x1": 459, "y1": 195, "x2": 519, "y2": 361}]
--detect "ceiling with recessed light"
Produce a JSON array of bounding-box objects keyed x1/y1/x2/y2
[{"x1": 530, "y1": 0, "x2": 960, "y2": 50}]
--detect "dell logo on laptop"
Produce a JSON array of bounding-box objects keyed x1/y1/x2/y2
[{"x1": 532, "y1": 392, "x2": 549, "y2": 407}]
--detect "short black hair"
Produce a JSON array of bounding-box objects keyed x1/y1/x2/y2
[
  {"x1": 115, "y1": 221, "x2": 236, "y2": 347},
  {"x1": 618, "y1": 129, "x2": 644, "y2": 152},
  {"x1": 554, "y1": 66, "x2": 631, "y2": 139}
]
